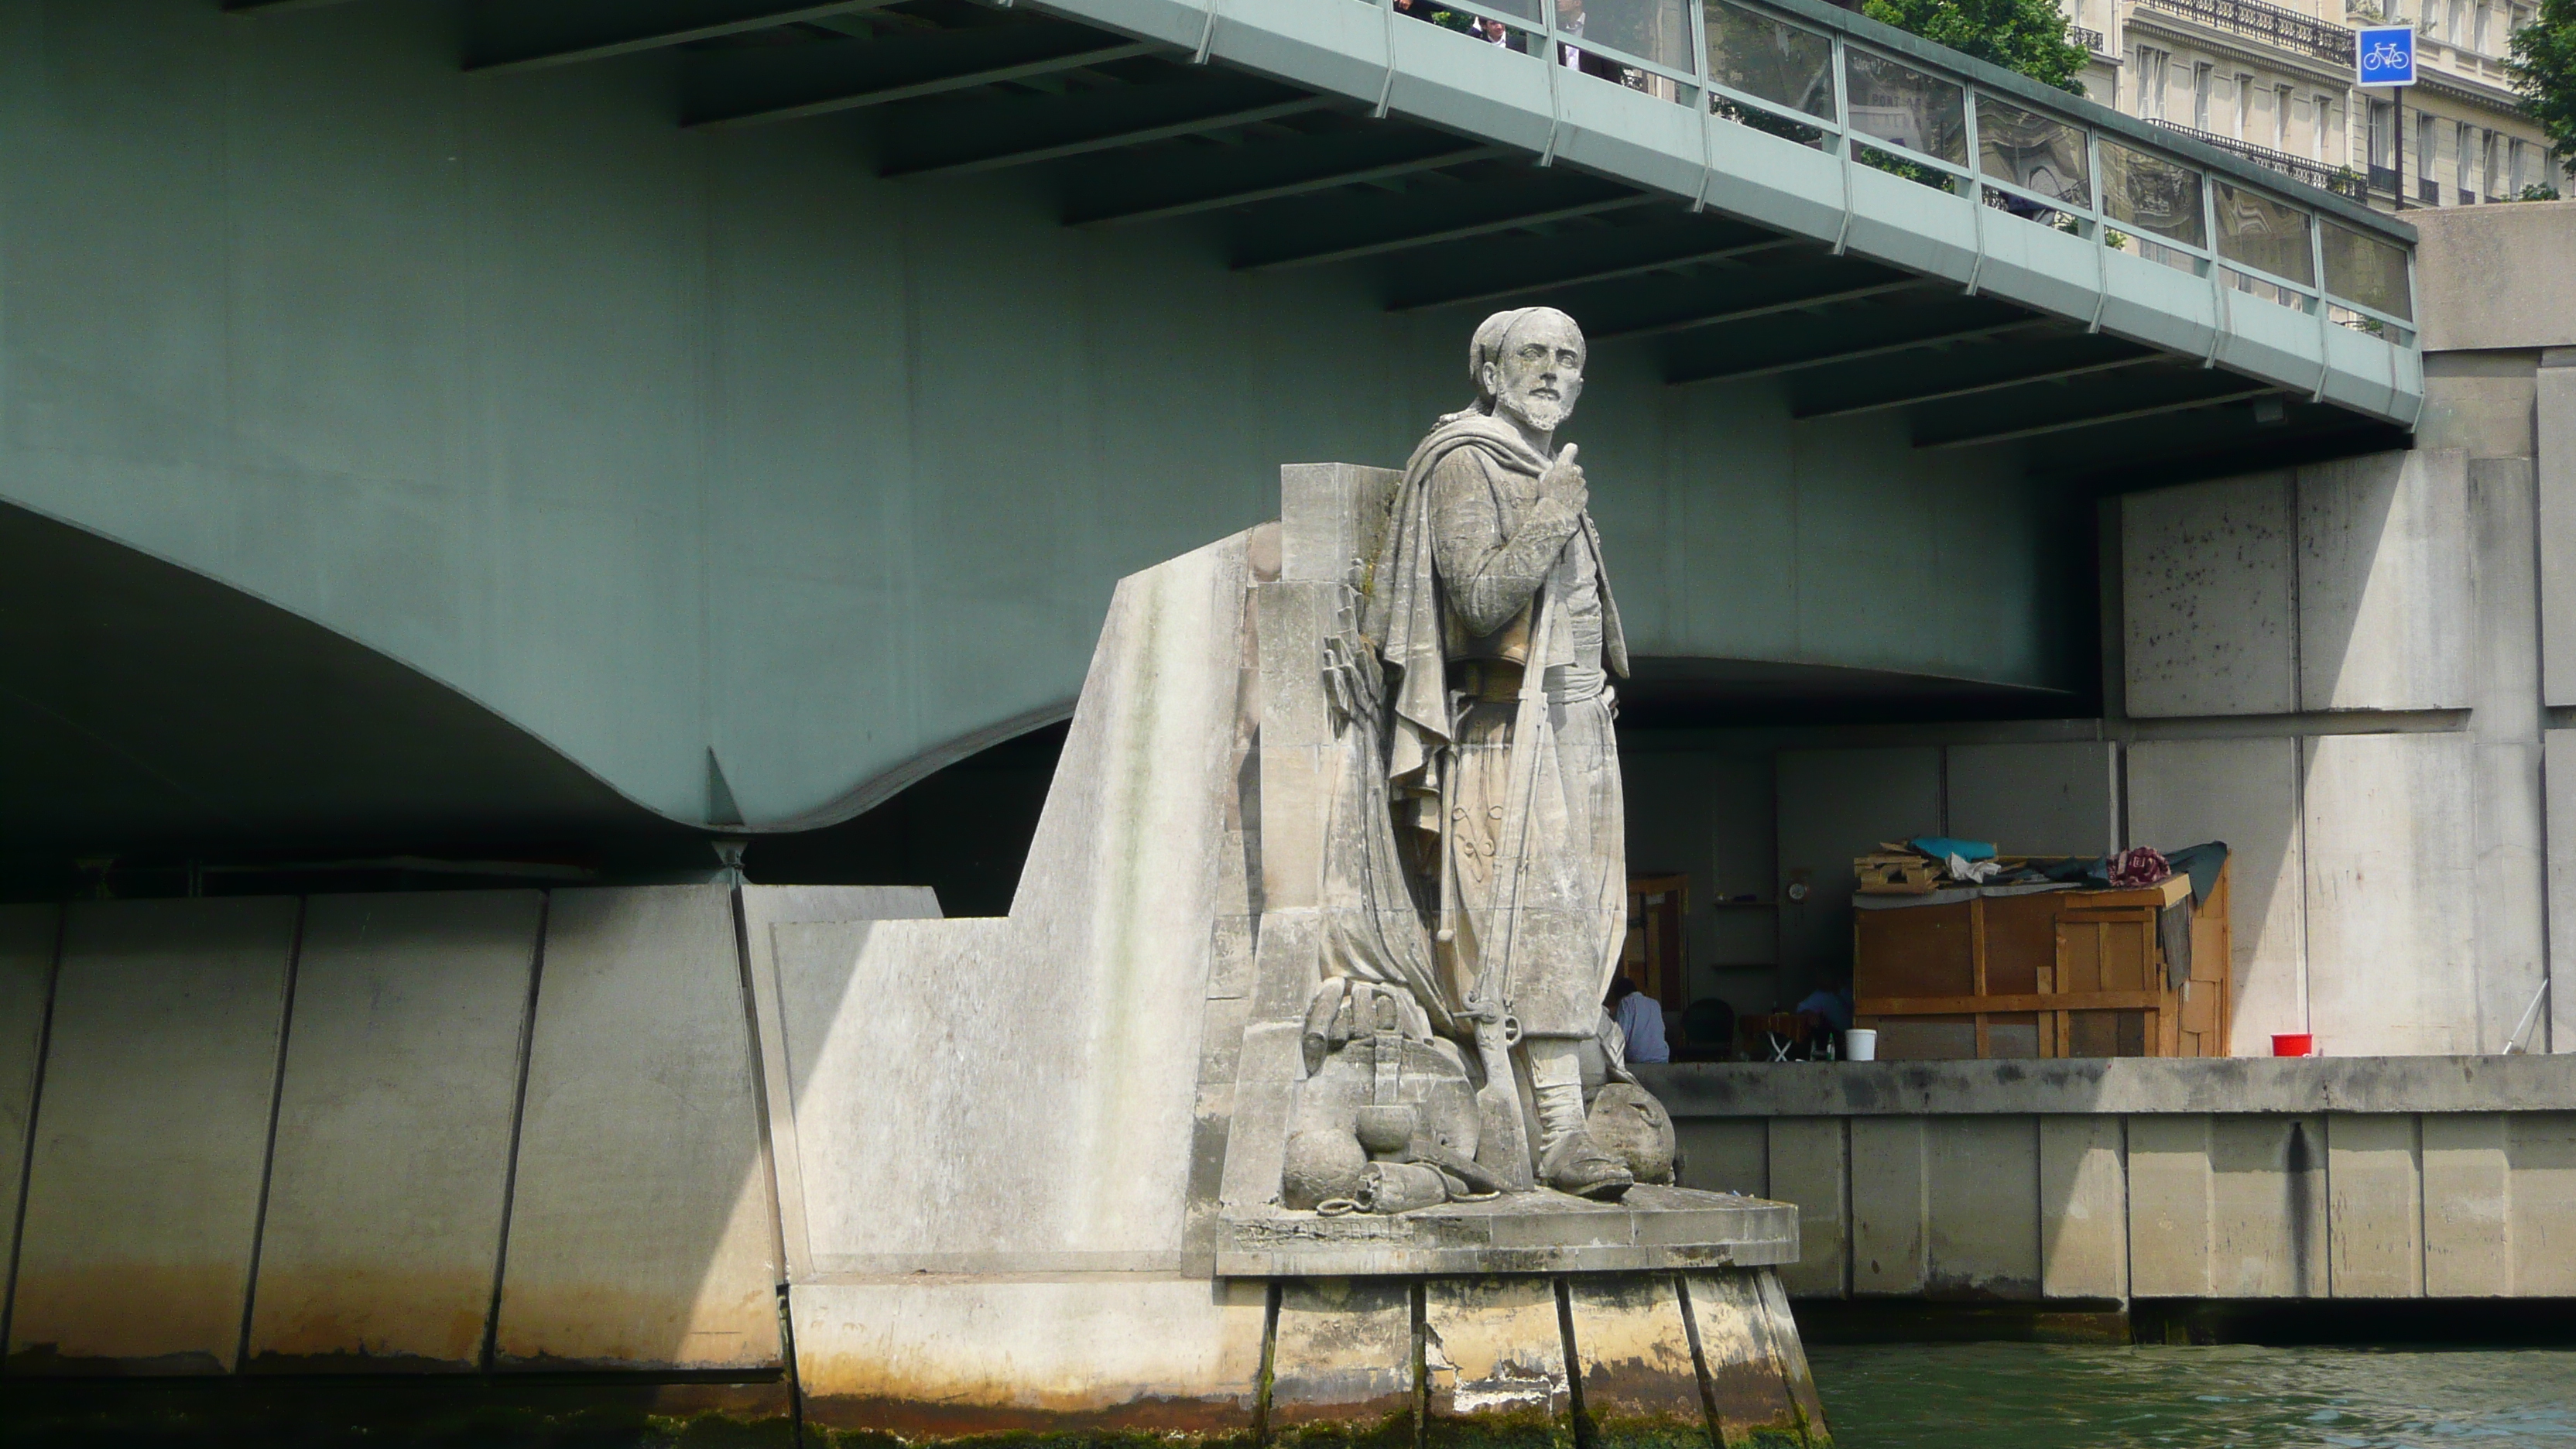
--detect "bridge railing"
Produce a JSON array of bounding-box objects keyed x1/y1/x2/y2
[{"x1": 1372, "y1": 0, "x2": 2417, "y2": 341}]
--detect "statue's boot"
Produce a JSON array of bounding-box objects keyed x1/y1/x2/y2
[{"x1": 1538, "y1": 1128, "x2": 1634, "y2": 1201}]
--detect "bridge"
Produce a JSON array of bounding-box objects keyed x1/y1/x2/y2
[{"x1": 2, "y1": 0, "x2": 2417, "y2": 871}]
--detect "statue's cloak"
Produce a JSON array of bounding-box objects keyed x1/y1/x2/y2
[{"x1": 1361, "y1": 409, "x2": 1628, "y2": 790}]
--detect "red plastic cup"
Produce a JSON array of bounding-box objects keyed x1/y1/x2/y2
[{"x1": 2272, "y1": 1033, "x2": 2315, "y2": 1057}]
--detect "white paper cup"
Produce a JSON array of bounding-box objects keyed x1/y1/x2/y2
[{"x1": 1844, "y1": 1029, "x2": 1879, "y2": 1062}]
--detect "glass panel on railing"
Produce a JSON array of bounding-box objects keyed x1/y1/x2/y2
[
  {"x1": 1560, "y1": 0, "x2": 1693, "y2": 73},
  {"x1": 2212, "y1": 182, "x2": 2314, "y2": 286},
  {"x1": 1976, "y1": 97, "x2": 2089, "y2": 207},
  {"x1": 2321, "y1": 219, "x2": 2413, "y2": 320},
  {"x1": 1842, "y1": 49, "x2": 1965, "y2": 165},
  {"x1": 2099, "y1": 139, "x2": 2206, "y2": 247},
  {"x1": 1703, "y1": 0, "x2": 1834, "y2": 118}
]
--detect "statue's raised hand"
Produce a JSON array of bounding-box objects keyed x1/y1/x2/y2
[{"x1": 1538, "y1": 443, "x2": 1588, "y2": 516}]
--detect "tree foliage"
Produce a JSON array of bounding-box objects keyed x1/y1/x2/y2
[
  {"x1": 1862, "y1": 0, "x2": 2091, "y2": 95},
  {"x1": 2507, "y1": 0, "x2": 2576, "y2": 170}
]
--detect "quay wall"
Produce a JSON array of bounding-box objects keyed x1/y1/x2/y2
[{"x1": 1647, "y1": 1059, "x2": 2576, "y2": 1310}]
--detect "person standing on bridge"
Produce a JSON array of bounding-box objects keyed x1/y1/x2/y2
[{"x1": 1364, "y1": 307, "x2": 1636, "y2": 1200}]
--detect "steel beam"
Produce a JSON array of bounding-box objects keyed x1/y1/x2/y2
[
  {"x1": 224, "y1": 0, "x2": 372, "y2": 13},
  {"x1": 1914, "y1": 372, "x2": 2280, "y2": 449},
  {"x1": 686, "y1": 26, "x2": 1157, "y2": 128},
  {"x1": 1230, "y1": 173, "x2": 1658, "y2": 272},
  {"x1": 880, "y1": 76, "x2": 1330, "y2": 178},
  {"x1": 1064, "y1": 131, "x2": 1507, "y2": 227},
  {"x1": 1585, "y1": 263, "x2": 1925, "y2": 341},
  {"x1": 1386, "y1": 221, "x2": 1797, "y2": 312},
  {"x1": 468, "y1": 1, "x2": 908, "y2": 74},
  {"x1": 1660, "y1": 301, "x2": 2042, "y2": 385},
  {"x1": 1790, "y1": 334, "x2": 2160, "y2": 420}
]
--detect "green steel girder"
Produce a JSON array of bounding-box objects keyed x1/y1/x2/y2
[
  {"x1": 223, "y1": 0, "x2": 370, "y2": 13},
  {"x1": 1912, "y1": 364, "x2": 2280, "y2": 449},
  {"x1": 1382, "y1": 214, "x2": 1793, "y2": 313},
  {"x1": 878, "y1": 73, "x2": 1330, "y2": 178},
  {"x1": 1660, "y1": 299, "x2": 2044, "y2": 385},
  {"x1": 1580, "y1": 258, "x2": 1925, "y2": 341},
  {"x1": 465, "y1": 0, "x2": 904, "y2": 74},
  {"x1": 1063, "y1": 128, "x2": 1508, "y2": 227},
  {"x1": 1227, "y1": 169, "x2": 1660, "y2": 272},
  {"x1": 1789, "y1": 331, "x2": 2160, "y2": 420},
  {"x1": 684, "y1": 21, "x2": 1159, "y2": 129},
  {"x1": 2043, "y1": 404, "x2": 2413, "y2": 490}
]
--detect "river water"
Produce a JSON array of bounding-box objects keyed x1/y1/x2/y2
[{"x1": 1812, "y1": 1342, "x2": 2576, "y2": 1447}]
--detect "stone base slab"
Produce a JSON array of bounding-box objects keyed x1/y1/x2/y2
[{"x1": 1216, "y1": 1185, "x2": 1798, "y2": 1278}]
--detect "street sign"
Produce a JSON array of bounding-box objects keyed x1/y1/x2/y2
[{"x1": 2357, "y1": 25, "x2": 2417, "y2": 86}]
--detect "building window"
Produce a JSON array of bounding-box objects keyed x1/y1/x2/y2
[
  {"x1": 2418, "y1": 112, "x2": 2438, "y2": 203},
  {"x1": 2233, "y1": 72, "x2": 2253, "y2": 140},
  {"x1": 2510, "y1": 137, "x2": 2526, "y2": 194},
  {"x1": 2474, "y1": 1, "x2": 2491, "y2": 53},
  {"x1": 2194, "y1": 62, "x2": 2213, "y2": 131},
  {"x1": 2135, "y1": 46, "x2": 2170, "y2": 120},
  {"x1": 2315, "y1": 94, "x2": 2335, "y2": 163},
  {"x1": 2275, "y1": 85, "x2": 2293, "y2": 152}
]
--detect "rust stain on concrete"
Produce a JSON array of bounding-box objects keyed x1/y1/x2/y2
[
  {"x1": 1564, "y1": 1274, "x2": 1707, "y2": 1449},
  {"x1": 1269, "y1": 1277, "x2": 1415, "y2": 1434},
  {"x1": 6, "y1": 1262, "x2": 250, "y2": 1373},
  {"x1": 247, "y1": 1265, "x2": 495, "y2": 1368}
]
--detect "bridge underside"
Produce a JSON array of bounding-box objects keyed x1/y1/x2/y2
[
  {"x1": 396, "y1": 0, "x2": 2412, "y2": 478},
  {"x1": 0, "y1": 0, "x2": 2417, "y2": 854}
]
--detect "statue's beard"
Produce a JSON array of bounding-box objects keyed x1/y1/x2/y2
[{"x1": 1498, "y1": 390, "x2": 1571, "y2": 434}]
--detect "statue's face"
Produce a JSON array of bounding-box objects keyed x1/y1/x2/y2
[{"x1": 1484, "y1": 314, "x2": 1584, "y2": 435}]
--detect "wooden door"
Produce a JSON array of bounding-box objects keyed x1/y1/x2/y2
[{"x1": 1624, "y1": 875, "x2": 1689, "y2": 1010}]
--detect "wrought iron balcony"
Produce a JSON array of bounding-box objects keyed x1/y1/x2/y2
[
  {"x1": 2071, "y1": 24, "x2": 2108, "y2": 53},
  {"x1": 2150, "y1": 120, "x2": 2367, "y2": 200},
  {"x1": 2136, "y1": 0, "x2": 2357, "y2": 66}
]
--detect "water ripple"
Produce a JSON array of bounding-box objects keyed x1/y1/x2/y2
[{"x1": 1810, "y1": 1343, "x2": 2576, "y2": 1447}]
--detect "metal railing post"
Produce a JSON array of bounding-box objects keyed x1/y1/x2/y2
[
  {"x1": 1692, "y1": 0, "x2": 1718, "y2": 211},
  {"x1": 1539, "y1": 0, "x2": 1564, "y2": 165},
  {"x1": 1829, "y1": 33, "x2": 1854, "y2": 254},
  {"x1": 1961, "y1": 87, "x2": 1987, "y2": 295},
  {"x1": 2087, "y1": 128, "x2": 2112, "y2": 332},
  {"x1": 2203, "y1": 169, "x2": 2227, "y2": 367}
]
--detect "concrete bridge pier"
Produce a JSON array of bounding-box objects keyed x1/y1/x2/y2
[{"x1": 2, "y1": 481, "x2": 1823, "y2": 1447}]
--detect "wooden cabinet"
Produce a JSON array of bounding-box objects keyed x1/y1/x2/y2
[{"x1": 1851, "y1": 863, "x2": 2233, "y2": 1059}]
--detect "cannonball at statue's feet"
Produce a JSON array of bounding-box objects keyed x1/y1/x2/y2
[{"x1": 1539, "y1": 1128, "x2": 1633, "y2": 1201}]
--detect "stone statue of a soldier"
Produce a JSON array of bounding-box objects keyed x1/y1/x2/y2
[{"x1": 1361, "y1": 307, "x2": 1639, "y2": 1200}]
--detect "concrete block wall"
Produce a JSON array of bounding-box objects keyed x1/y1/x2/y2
[
  {"x1": 2111, "y1": 439, "x2": 2550, "y2": 1055},
  {"x1": 1658, "y1": 1059, "x2": 2576, "y2": 1303},
  {"x1": 0, "y1": 889, "x2": 784, "y2": 1381}
]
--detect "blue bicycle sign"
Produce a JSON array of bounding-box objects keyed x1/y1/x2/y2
[{"x1": 2356, "y1": 25, "x2": 2417, "y2": 84}]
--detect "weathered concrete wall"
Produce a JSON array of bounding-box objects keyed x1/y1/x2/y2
[
  {"x1": 1944, "y1": 742, "x2": 2119, "y2": 858},
  {"x1": 2411, "y1": 200, "x2": 2576, "y2": 354},
  {"x1": 495, "y1": 885, "x2": 779, "y2": 1372},
  {"x1": 0, "y1": 0, "x2": 2086, "y2": 832},
  {"x1": 246, "y1": 891, "x2": 542, "y2": 1372},
  {"x1": 2122, "y1": 452, "x2": 2471, "y2": 719},
  {"x1": 6, "y1": 899, "x2": 296, "y2": 1372},
  {"x1": 1654, "y1": 1058, "x2": 2576, "y2": 1302},
  {"x1": 0, "y1": 903, "x2": 57, "y2": 1340}
]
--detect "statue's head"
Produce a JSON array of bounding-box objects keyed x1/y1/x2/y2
[{"x1": 1469, "y1": 307, "x2": 1585, "y2": 435}]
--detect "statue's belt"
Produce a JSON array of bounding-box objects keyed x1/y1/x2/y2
[
  {"x1": 1448, "y1": 659, "x2": 1526, "y2": 702},
  {"x1": 1447, "y1": 659, "x2": 1611, "y2": 707}
]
